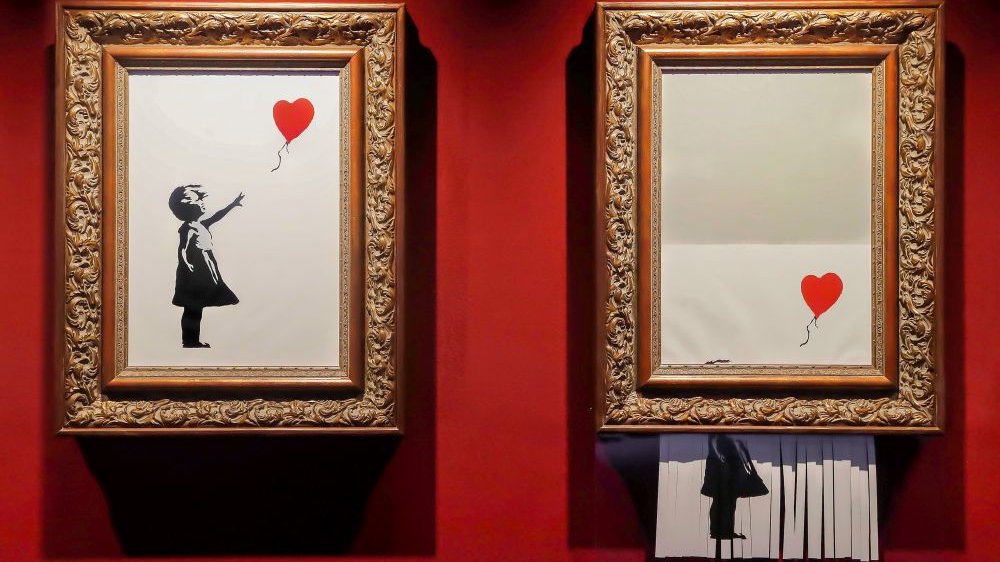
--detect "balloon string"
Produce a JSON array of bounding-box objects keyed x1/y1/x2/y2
[
  {"x1": 799, "y1": 316, "x2": 818, "y2": 347},
  {"x1": 270, "y1": 141, "x2": 289, "y2": 172}
]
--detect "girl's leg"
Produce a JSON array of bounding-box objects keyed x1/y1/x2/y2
[
  {"x1": 709, "y1": 497, "x2": 722, "y2": 538},
  {"x1": 721, "y1": 496, "x2": 738, "y2": 538},
  {"x1": 181, "y1": 306, "x2": 204, "y2": 346}
]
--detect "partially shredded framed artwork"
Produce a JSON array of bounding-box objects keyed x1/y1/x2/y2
[
  {"x1": 595, "y1": 1, "x2": 944, "y2": 432},
  {"x1": 55, "y1": 2, "x2": 404, "y2": 433}
]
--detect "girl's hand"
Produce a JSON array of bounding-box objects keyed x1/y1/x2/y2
[
  {"x1": 234, "y1": 192, "x2": 245, "y2": 207},
  {"x1": 185, "y1": 262, "x2": 195, "y2": 273}
]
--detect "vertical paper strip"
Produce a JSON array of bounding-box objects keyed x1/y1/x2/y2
[
  {"x1": 701, "y1": 436, "x2": 716, "y2": 560},
  {"x1": 746, "y1": 435, "x2": 775, "y2": 559},
  {"x1": 769, "y1": 438, "x2": 783, "y2": 558},
  {"x1": 677, "y1": 435, "x2": 710, "y2": 557},
  {"x1": 833, "y1": 437, "x2": 854, "y2": 558},
  {"x1": 781, "y1": 436, "x2": 805, "y2": 559},
  {"x1": 867, "y1": 438, "x2": 880, "y2": 560},
  {"x1": 823, "y1": 437, "x2": 836, "y2": 558},
  {"x1": 654, "y1": 435, "x2": 672, "y2": 558},
  {"x1": 850, "y1": 437, "x2": 869, "y2": 561},
  {"x1": 792, "y1": 437, "x2": 808, "y2": 558},
  {"x1": 805, "y1": 438, "x2": 824, "y2": 559}
]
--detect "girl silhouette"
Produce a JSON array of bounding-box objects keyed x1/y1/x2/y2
[
  {"x1": 168, "y1": 185, "x2": 244, "y2": 348},
  {"x1": 701, "y1": 435, "x2": 768, "y2": 542}
]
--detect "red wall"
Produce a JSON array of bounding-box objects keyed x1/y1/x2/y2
[{"x1": 1, "y1": 0, "x2": 997, "y2": 560}]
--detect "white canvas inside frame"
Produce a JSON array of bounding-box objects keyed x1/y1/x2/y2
[
  {"x1": 126, "y1": 70, "x2": 343, "y2": 368},
  {"x1": 658, "y1": 68, "x2": 874, "y2": 367}
]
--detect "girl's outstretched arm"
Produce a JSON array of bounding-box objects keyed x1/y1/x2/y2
[{"x1": 202, "y1": 192, "x2": 245, "y2": 227}]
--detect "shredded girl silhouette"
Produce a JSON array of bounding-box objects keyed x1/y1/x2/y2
[
  {"x1": 701, "y1": 435, "x2": 769, "y2": 543},
  {"x1": 168, "y1": 185, "x2": 244, "y2": 348}
]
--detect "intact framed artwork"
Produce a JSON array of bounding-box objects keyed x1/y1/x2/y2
[
  {"x1": 55, "y1": 2, "x2": 404, "y2": 433},
  {"x1": 596, "y1": 1, "x2": 944, "y2": 432}
]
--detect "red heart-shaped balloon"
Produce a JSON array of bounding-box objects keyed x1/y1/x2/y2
[
  {"x1": 272, "y1": 98, "x2": 314, "y2": 144},
  {"x1": 801, "y1": 273, "x2": 843, "y2": 318}
]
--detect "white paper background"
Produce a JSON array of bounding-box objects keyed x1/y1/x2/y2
[
  {"x1": 659, "y1": 69, "x2": 873, "y2": 366},
  {"x1": 126, "y1": 70, "x2": 342, "y2": 367}
]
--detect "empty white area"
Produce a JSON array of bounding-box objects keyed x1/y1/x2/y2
[
  {"x1": 658, "y1": 68, "x2": 874, "y2": 367},
  {"x1": 126, "y1": 70, "x2": 343, "y2": 367}
]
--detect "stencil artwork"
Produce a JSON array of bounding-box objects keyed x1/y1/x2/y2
[
  {"x1": 127, "y1": 70, "x2": 344, "y2": 368},
  {"x1": 658, "y1": 68, "x2": 874, "y2": 367},
  {"x1": 169, "y1": 185, "x2": 245, "y2": 348},
  {"x1": 164, "y1": 95, "x2": 319, "y2": 348}
]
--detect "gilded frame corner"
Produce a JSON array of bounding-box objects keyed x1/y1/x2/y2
[
  {"x1": 55, "y1": 2, "x2": 405, "y2": 434},
  {"x1": 596, "y1": 1, "x2": 944, "y2": 433}
]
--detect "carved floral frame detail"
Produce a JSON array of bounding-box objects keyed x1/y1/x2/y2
[
  {"x1": 56, "y1": 2, "x2": 402, "y2": 432},
  {"x1": 597, "y1": 2, "x2": 944, "y2": 432}
]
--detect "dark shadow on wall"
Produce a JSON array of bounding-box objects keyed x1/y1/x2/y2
[
  {"x1": 877, "y1": 41, "x2": 966, "y2": 553},
  {"x1": 565, "y1": 7, "x2": 599, "y2": 549},
  {"x1": 78, "y1": 436, "x2": 400, "y2": 556},
  {"x1": 41, "y1": 15, "x2": 438, "y2": 557},
  {"x1": 565, "y1": 11, "x2": 654, "y2": 556},
  {"x1": 350, "y1": 12, "x2": 439, "y2": 556}
]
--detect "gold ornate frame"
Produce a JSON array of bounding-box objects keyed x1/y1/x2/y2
[
  {"x1": 55, "y1": 2, "x2": 404, "y2": 433},
  {"x1": 596, "y1": 1, "x2": 944, "y2": 432}
]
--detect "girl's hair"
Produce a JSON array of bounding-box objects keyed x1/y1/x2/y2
[{"x1": 168, "y1": 184, "x2": 205, "y2": 221}]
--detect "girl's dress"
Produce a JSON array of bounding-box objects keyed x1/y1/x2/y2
[{"x1": 172, "y1": 221, "x2": 238, "y2": 308}]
